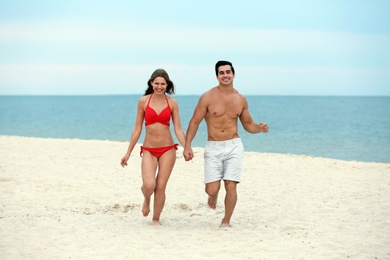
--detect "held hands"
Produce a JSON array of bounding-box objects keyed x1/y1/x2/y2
[
  {"x1": 120, "y1": 154, "x2": 130, "y2": 167},
  {"x1": 183, "y1": 147, "x2": 194, "y2": 161},
  {"x1": 259, "y1": 122, "x2": 269, "y2": 133}
]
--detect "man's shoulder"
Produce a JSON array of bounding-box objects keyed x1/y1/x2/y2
[
  {"x1": 200, "y1": 87, "x2": 217, "y2": 98},
  {"x1": 204, "y1": 86, "x2": 218, "y2": 94},
  {"x1": 229, "y1": 88, "x2": 246, "y2": 98}
]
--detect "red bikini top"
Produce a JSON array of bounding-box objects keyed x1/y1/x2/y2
[{"x1": 144, "y1": 94, "x2": 171, "y2": 126}]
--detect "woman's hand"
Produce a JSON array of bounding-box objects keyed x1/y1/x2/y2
[{"x1": 120, "y1": 154, "x2": 130, "y2": 167}]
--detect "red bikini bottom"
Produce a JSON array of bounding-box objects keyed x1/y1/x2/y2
[{"x1": 140, "y1": 144, "x2": 178, "y2": 159}]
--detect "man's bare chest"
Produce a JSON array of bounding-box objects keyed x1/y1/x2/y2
[{"x1": 207, "y1": 101, "x2": 242, "y2": 118}]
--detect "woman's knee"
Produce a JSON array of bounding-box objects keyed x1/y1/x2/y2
[
  {"x1": 155, "y1": 179, "x2": 168, "y2": 192},
  {"x1": 142, "y1": 181, "x2": 156, "y2": 195}
]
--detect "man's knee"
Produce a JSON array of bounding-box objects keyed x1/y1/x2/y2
[
  {"x1": 224, "y1": 180, "x2": 237, "y2": 192},
  {"x1": 205, "y1": 181, "x2": 220, "y2": 196}
]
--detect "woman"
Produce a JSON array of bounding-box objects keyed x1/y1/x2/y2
[{"x1": 120, "y1": 69, "x2": 186, "y2": 225}]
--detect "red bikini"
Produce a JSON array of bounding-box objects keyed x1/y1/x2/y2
[
  {"x1": 141, "y1": 94, "x2": 178, "y2": 158},
  {"x1": 140, "y1": 144, "x2": 178, "y2": 158},
  {"x1": 144, "y1": 94, "x2": 171, "y2": 126}
]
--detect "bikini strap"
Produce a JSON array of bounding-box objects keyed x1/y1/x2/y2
[
  {"x1": 165, "y1": 95, "x2": 171, "y2": 110},
  {"x1": 146, "y1": 94, "x2": 153, "y2": 107}
]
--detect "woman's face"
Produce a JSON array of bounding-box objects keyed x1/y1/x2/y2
[{"x1": 151, "y1": 76, "x2": 168, "y2": 94}]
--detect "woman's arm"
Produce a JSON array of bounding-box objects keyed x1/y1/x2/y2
[
  {"x1": 170, "y1": 98, "x2": 186, "y2": 148},
  {"x1": 120, "y1": 97, "x2": 145, "y2": 167}
]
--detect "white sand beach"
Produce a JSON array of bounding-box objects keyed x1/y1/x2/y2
[{"x1": 0, "y1": 136, "x2": 389, "y2": 259}]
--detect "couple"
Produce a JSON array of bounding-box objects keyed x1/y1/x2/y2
[{"x1": 120, "y1": 61, "x2": 269, "y2": 226}]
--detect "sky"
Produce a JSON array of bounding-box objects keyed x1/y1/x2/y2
[{"x1": 0, "y1": 0, "x2": 389, "y2": 96}]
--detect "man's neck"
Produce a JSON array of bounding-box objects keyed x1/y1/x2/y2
[{"x1": 217, "y1": 84, "x2": 234, "y2": 93}]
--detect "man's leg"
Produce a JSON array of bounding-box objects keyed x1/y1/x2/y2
[
  {"x1": 221, "y1": 180, "x2": 237, "y2": 226},
  {"x1": 205, "y1": 181, "x2": 221, "y2": 209}
]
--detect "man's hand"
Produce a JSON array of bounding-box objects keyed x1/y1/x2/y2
[
  {"x1": 259, "y1": 122, "x2": 268, "y2": 133},
  {"x1": 183, "y1": 147, "x2": 194, "y2": 161}
]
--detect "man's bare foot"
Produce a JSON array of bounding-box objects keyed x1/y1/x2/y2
[
  {"x1": 220, "y1": 218, "x2": 231, "y2": 227},
  {"x1": 142, "y1": 198, "x2": 150, "y2": 217},
  {"x1": 220, "y1": 222, "x2": 231, "y2": 228},
  {"x1": 207, "y1": 195, "x2": 218, "y2": 210},
  {"x1": 151, "y1": 219, "x2": 161, "y2": 226}
]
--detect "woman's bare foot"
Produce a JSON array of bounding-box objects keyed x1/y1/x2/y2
[
  {"x1": 142, "y1": 198, "x2": 151, "y2": 217},
  {"x1": 207, "y1": 195, "x2": 218, "y2": 210}
]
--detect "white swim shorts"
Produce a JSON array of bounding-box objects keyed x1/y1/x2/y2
[{"x1": 203, "y1": 138, "x2": 244, "y2": 184}]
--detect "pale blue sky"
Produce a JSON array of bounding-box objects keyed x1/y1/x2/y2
[{"x1": 0, "y1": 0, "x2": 389, "y2": 95}]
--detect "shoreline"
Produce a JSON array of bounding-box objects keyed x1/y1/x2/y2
[
  {"x1": 1, "y1": 136, "x2": 389, "y2": 259},
  {"x1": 1, "y1": 135, "x2": 388, "y2": 164}
]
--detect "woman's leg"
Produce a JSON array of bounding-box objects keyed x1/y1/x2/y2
[
  {"x1": 141, "y1": 151, "x2": 158, "y2": 217},
  {"x1": 152, "y1": 148, "x2": 176, "y2": 224}
]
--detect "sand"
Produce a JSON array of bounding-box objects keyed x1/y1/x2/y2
[{"x1": 0, "y1": 136, "x2": 389, "y2": 259}]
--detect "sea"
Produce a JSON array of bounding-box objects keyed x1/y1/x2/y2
[{"x1": 0, "y1": 95, "x2": 389, "y2": 163}]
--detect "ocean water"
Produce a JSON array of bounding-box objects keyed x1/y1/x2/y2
[{"x1": 0, "y1": 95, "x2": 389, "y2": 163}]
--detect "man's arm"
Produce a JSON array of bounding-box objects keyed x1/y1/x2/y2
[
  {"x1": 183, "y1": 94, "x2": 208, "y2": 160},
  {"x1": 239, "y1": 96, "x2": 269, "y2": 134}
]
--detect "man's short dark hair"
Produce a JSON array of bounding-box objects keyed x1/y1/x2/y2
[{"x1": 215, "y1": 60, "x2": 235, "y2": 76}]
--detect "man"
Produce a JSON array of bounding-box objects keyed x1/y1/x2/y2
[{"x1": 183, "y1": 60, "x2": 268, "y2": 227}]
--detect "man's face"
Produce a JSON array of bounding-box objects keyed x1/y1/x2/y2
[{"x1": 217, "y1": 65, "x2": 235, "y2": 85}]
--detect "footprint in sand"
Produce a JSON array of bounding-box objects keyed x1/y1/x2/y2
[
  {"x1": 174, "y1": 203, "x2": 191, "y2": 211},
  {"x1": 101, "y1": 203, "x2": 137, "y2": 213}
]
